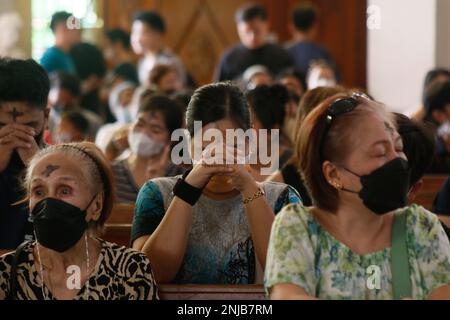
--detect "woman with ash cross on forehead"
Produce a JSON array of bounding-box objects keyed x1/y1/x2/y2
[{"x1": 0, "y1": 142, "x2": 158, "y2": 300}]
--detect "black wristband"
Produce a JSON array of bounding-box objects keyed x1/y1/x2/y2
[{"x1": 172, "y1": 172, "x2": 203, "y2": 206}]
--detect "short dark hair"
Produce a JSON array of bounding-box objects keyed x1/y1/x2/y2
[
  {"x1": 139, "y1": 94, "x2": 183, "y2": 135},
  {"x1": 112, "y1": 63, "x2": 139, "y2": 85},
  {"x1": 246, "y1": 84, "x2": 288, "y2": 129},
  {"x1": 0, "y1": 58, "x2": 50, "y2": 110},
  {"x1": 424, "y1": 80, "x2": 450, "y2": 120},
  {"x1": 50, "y1": 71, "x2": 81, "y2": 97},
  {"x1": 187, "y1": 82, "x2": 251, "y2": 137},
  {"x1": 70, "y1": 42, "x2": 107, "y2": 80},
  {"x1": 105, "y1": 28, "x2": 131, "y2": 50},
  {"x1": 424, "y1": 68, "x2": 450, "y2": 91},
  {"x1": 50, "y1": 11, "x2": 72, "y2": 32},
  {"x1": 291, "y1": 3, "x2": 318, "y2": 32},
  {"x1": 235, "y1": 3, "x2": 268, "y2": 24},
  {"x1": 61, "y1": 110, "x2": 90, "y2": 135},
  {"x1": 133, "y1": 11, "x2": 166, "y2": 33},
  {"x1": 395, "y1": 113, "x2": 436, "y2": 187}
]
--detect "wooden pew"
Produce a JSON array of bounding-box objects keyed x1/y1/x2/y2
[
  {"x1": 159, "y1": 284, "x2": 266, "y2": 300},
  {"x1": 413, "y1": 175, "x2": 447, "y2": 211},
  {"x1": 107, "y1": 203, "x2": 135, "y2": 224},
  {"x1": 100, "y1": 204, "x2": 135, "y2": 247}
]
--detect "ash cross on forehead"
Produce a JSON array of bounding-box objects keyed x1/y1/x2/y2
[
  {"x1": 42, "y1": 165, "x2": 60, "y2": 177},
  {"x1": 9, "y1": 107, "x2": 24, "y2": 122}
]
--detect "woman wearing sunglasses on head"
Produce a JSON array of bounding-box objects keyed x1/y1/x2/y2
[
  {"x1": 265, "y1": 93, "x2": 450, "y2": 300},
  {"x1": 0, "y1": 142, "x2": 158, "y2": 300}
]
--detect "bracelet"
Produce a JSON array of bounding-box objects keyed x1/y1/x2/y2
[{"x1": 243, "y1": 187, "x2": 265, "y2": 205}]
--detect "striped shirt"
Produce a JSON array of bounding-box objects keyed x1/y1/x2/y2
[{"x1": 111, "y1": 159, "x2": 186, "y2": 204}]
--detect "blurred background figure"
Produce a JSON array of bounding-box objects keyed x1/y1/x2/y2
[
  {"x1": 111, "y1": 94, "x2": 185, "y2": 203},
  {"x1": 215, "y1": 3, "x2": 292, "y2": 82},
  {"x1": 103, "y1": 28, "x2": 136, "y2": 69},
  {"x1": 95, "y1": 80, "x2": 137, "y2": 155},
  {"x1": 277, "y1": 68, "x2": 307, "y2": 99},
  {"x1": 306, "y1": 59, "x2": 337, "y2": 89},
  {"x1": 40, "y1": 11, "x2": 80, "y2": 75},
  {"x1": 242, "y1": 64, "x2": 273, "y2": 90},
  {"x1": 70, "y1": 42, "x2": 107, "y2": 118},
  {"x1": 286, "y1": 2, "x2": 336, "y2": 76},
  {"x1": 0, "y1": 11, "x2": 26, "y2": 59},
  {"x1": 246, "y1": 84, "x2": 293, "y2": 181},
  {"x1": 54, "y1": 110, "x2": 90, "y2": 143},
  {"x1": 412, "y1": 68, "x2": 450, "y2": 122},
  {"x1": 148, "y1": 63, "x2": 184, "y2": 94},
  {"x1": 131, "y1": 10, "x2": 186, "y2": 86},
  {"x1": 48, "y1": 71, "x2": 103, "y2": 142}
]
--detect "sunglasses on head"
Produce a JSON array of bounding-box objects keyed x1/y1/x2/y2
[{"x1": 320, "y1": 92, "x2": 372, "y2": 159}]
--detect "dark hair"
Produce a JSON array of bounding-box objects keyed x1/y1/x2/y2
[
  {"x1": 424, "y1": 80, "x2": 450, "y2": 121},
  {"x1": 105, "y1": 28, "x2": 131, "y2": 50},
  {"x1": 235, "y1": 3, "x2": 268, "y2": 23},
  {"x1": 0, "y1": 58, "x2": 50, "y2": 110},
  {"x1": 395, "y1": 113, "x2": 436, "y2": 187},
  {"x1": 246, "y1": 84, "x2": 288, "y2": 129},
  {"x1": 424, "y1": 68, "x2": 450, "y2": 91},
  {"x1": 170, "y1": 90, "x2": 193, "y2": 112},
  {"x1": 149, "y1": 64, "x2": 178, "y2": 86},
  {"x1": 139, "y1": 94, "x2": 183, "y2": 135},
  {"x1": 50, "y1": 71, "x2": 81, "y2": 97},
  {"x1": 292, "y1": 3, "x2": 318, "y2": 32},
  {"x1": 186, "y1": 82, "x2": 251, "y2": 136},
  {"x1": 133, "y1": 11, "x2": 166, "y2": 33},
  {"x1": 298, "y1": 94, "x2": 392, "y2": 213},
  {"x1": 61, "y1": 110, "x2": 90, "y2": 135},
  {"x1": 70, "y1": 43, "x2": 107, "y2": 80},
  {"x1": 112, "y1": 63, "x2": 139, "y2": 85},
  {"x1": 277, "y1": 68, "x2": 307, "y2": 95},
  {"x1": 50, "y1": 11, "x2": 72, "y2": 32}
]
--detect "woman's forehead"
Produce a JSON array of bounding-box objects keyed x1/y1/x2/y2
[{"x1": 32, "y1": 153, "x2": 85, "y2": 180}]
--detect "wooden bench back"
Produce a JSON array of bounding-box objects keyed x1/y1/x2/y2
[{"x1": 158, "y1": 284, "x2": 266, "y2": 300}]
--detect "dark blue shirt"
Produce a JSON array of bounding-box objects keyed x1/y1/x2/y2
[
  {"x1": 0, "y1": 152, "x2": 33, "y2": 249},
  {"x1": 215, "y1": 43, "x2": 293, "y2": 82},
  {"x1": 286, "y1": 40, "x2": 335, "y2": 75}
]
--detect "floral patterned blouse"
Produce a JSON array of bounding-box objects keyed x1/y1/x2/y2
[{"x1": 265, "y1": 204, "x2": 450, "y2": 300}]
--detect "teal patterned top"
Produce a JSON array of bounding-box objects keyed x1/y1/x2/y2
[{"x1": 264, "y1": 204, "x2": 450, "y2": 299}]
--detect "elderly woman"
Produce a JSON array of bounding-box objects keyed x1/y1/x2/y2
[
  {"x1": 0, "y1": 142, "x2": 158, "y2": 300},
  {"x1": 265, "y1": 93, "x2": 450, "y2": 300}
]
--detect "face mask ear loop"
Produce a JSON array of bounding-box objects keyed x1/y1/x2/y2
[
  {"x1": 84, "y1": 194, "x2": 99, "y2": 212},
  {"x1": 336, "y1": 165, "x2": 362, "y2": 194}
]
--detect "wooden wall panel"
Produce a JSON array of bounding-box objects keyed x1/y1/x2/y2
[{"x1": 102, "y1": 0, "x2": 367, "y2": 88}]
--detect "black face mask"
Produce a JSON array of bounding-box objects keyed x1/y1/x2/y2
[
  {"x1": 31, "y1": 197, "x2": 96, "y2": 252},
  {"x1": 340, "y1": 158, "x2": 411, "y2": 215}
]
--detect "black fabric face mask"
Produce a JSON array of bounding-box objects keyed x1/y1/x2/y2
[
  {"x1": 31, "y1": 196, "x2": 96, "y2": 252},
  {"x1": 340, "y1": 158, "x2": 411, "y2": 215}
]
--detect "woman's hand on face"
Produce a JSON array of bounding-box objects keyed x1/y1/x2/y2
[
  {"x1": 185, "y1": 144, "x2": 233, "y2": 188},
  {"x1": 228, "y1": 163, "x2": 258, "y2": 195}
]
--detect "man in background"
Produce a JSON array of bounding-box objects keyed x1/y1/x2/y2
[
  {"x1": 215, "y1": 3, "x2": 293, "y2": 82},
  {"x1": 40, "y1": 11, "x2": 80, "y2": 75},
  {"x1": 286, "y1": 3, "x2": 336, "y2": 76}
]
